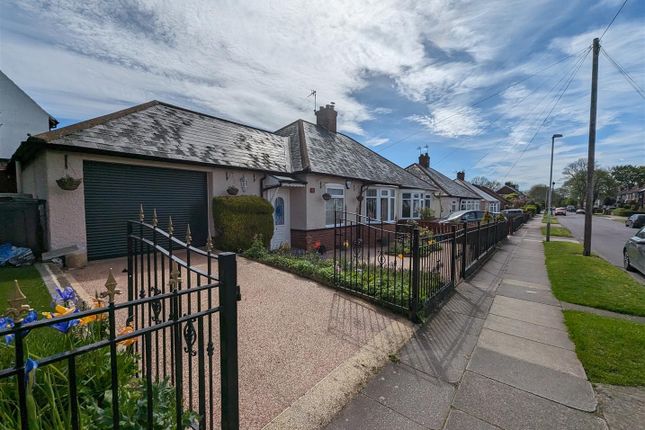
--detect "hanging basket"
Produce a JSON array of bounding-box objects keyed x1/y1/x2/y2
[
  {"x1": 322, "y1": 193, "x2": 331, "y2": 201},
  {"x1": 56, "y1": 175, "x2": 82, "y2": 191},
  {"x1": 226, "y1": 186, "x2": 239, "y2": 195}
]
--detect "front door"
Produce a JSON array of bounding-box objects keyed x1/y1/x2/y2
[{"x1": 270, "y1": 188, "x2": 290, "y2": 250}]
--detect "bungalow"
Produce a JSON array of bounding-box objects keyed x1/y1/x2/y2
[
  {"x1": 472, "y1": 184, "x2": 509, "y2": 210},
  {"x1": 406, "y1": 153, "x2": 481, "y2": 218},
  {"x1": 454, "y1": 172, "x2": 502, "y2": 213},
  {"x1": 10, "y1": 101, "x2": 436, "y2": 264},
  {"x1": 617, "y1": 186, "x2": 645, "y2": 208},
  {"x1": 496, "y1": 183, "x2": 527, "y2": 207}
]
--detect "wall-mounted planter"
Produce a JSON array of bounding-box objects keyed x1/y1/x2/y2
[
  {"x1": 226, "y1": 186, "x2": 239, "y2": 195},
  {"x1": 56, "y1": 175, "x2": 82, "y2": 191},
  {"x1": 322, "y1": 193, "x2": 331, "y2": 201}
]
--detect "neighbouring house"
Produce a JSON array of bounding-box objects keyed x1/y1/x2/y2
[
  {"x1": 9, "y1": 101, "x2": 436, "y2": 264},
  {"x1": 406, "y1": 153, "x2": 481, "y2": 218},
  {"x1": 496, "y1": 183, "x2": 527, "y2": 207},
  {"x1": 454, "y1": 171, "x2": 502, "y2": 213},
  {"x1": 617, "y1": 186, "x2": 645, "y2": 208},
  {"x1": 0, "y1": 70, "x2": 58, "y2": 191},
  {"x1": 472, "y1": 184, "x2": 509, "y2": 210}
]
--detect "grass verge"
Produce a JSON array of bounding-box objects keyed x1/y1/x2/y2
[
  {"x1": 540, "y1": 225, "x2": 573, "y2": 237},
  {"x1": 541, "y1": 215, "x2": 559, "y2": 224},
  {"x1": 0, "y1": 265, "x2": 52, "y2": 312},
  {"x1": 544, "y1": 242, "x2": 645, "y2": 316},
  {"x1": 564, "y1": 311, "x2": 645, "y2": 386}
]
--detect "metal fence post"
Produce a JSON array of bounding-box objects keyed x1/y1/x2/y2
[
  {"x1": 461, "y1": 222, "x2": 467, "y2": 279},
  {"x1": 476, "y1": 221, "x2": 481, "y2": 261},
  {"x1": 410, "y1": 228, "x2": 420, "y2": 322},
  {"x1": 219, "y1": 252, "x2": 239, "y2": 430},
  {"x1": 451, "y1": 225, "x2": 457, "y2": 288}
]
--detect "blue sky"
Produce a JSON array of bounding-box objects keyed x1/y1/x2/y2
[{"x1": 1, "y1": 0, "x2": 643, "y2": 189}]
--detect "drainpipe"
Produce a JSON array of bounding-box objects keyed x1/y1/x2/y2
[{"x1": 15, "y1": 161, "x2": 22, "y2": 194}]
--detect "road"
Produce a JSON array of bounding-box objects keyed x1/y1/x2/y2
[{"x1": 557, "y1": 213, "x2": 644, "y2": 282}]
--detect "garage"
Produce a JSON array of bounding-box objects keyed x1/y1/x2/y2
[{"x1": 83, "y1": 161, "x2": 208, "y2": 260}]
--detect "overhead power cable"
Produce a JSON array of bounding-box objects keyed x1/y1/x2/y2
[
  {"x1": 601, "y1": 47, "x2": 645, "y2": 99},
  {"x1": 501, "y1": 46, "x2": 592, "y2": 181},
  {"x1": 600, "y1": 0, "x2": 629, "y2": 41},
  {"x1": 374, "y1": 46, "x2": 590, "y2": 153}
]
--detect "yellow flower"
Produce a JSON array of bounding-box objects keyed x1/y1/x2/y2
[
  {"x1": 398, "y1": 254, "x2": 405, "y2": 260},
  {"x1": 117, "y1": 324, "x2": 137, "y2": 347},
  {"x1": 42, "y1": 305, "x2": 76, "y2": 319},
  {"x1": 343, "y1": 240, "x2": 350, "y2": 249},
  {"x1": 79, "y1": 297, "x2": 107, "y2": 325}
]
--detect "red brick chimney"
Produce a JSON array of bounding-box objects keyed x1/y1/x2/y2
[
  {"x1": 457, "y1": 171, "x2": 465, "y2": 181},
  {"x1": 419, "y1": 152, "x2": 430, "y2": 168},
  {"x1": 315, "y1": 103, "x2": 337, "y2": 133}
]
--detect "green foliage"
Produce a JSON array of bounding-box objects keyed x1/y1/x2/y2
[
  {"x1": 564, "y1": 311, "x2": 645, "y2": 386},
  {"x1": 610, "y1": 165, "x2": 645, "y2": 190},
  {"x1": 212, "y1": 195, "x2": 274, "y2": 252},
  {"x1": 540, "y1": 226, "x2": 572, "y2": 237},
  {"x1": 612, "y1": 207, "x2": 636, "y2": 217},
  {"x1": 0, "y1": 267, "x2": 52, "y2": 313},
  {"x1": 544, "y1": 242, "x2": 645, "y2": 316},
  {"x1": 522, "y1": 204, "x2": 537, "y2": 216},
  {"x1": 419, "y1": 207, "x2": 435, "y2": 220}
]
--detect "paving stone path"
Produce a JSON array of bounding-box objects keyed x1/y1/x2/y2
[{"x1": 326, "y1": 218, "x2": 609, "y2": 430}]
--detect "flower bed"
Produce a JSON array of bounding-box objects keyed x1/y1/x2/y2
[{"x1": 0, "y1": 285, "x2": 196, "y2": 429}]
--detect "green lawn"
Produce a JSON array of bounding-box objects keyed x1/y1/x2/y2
[
  {"x1": 540, "y1": 226, "x2": 573, "y2": 237},
  {"x1": 564, "y1": 311, "x2": 645, "y2": 386},
  {"x1": 0, "y1": 266, "x2": 52, "y2": 313},
  {"x1": 544, "y1": 242, "x2": 645, "y2": 316},
  {"x1": 541, "y1": 215, "x2": 559, "y2": 224}
]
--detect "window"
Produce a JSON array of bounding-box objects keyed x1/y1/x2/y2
[
  {"x1": 402, "y1": 192, "x2": 428, "y2": 219},
  {"x1": 325, "y1": 186, "x2": 344, "y2": 226},
  {"x1": 451, "y1": 200, "x2": 458, "y2": 212},
  {"x1": 365, "y1": 188, "x2": 396, "y2": 222},
  {"x1": 274, "y1": 197, "x2": 285, "y2": 225},
  {"x1": 460, "y1": 200, "x2": 479, "y2": 211}
]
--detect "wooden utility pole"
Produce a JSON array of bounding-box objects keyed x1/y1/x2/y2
[{"x1": 583, "y1": 38, "x2": 600, "y2": 256}]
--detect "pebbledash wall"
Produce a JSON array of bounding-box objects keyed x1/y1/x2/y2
[{"x1": 19, "y1": 150, "x2": 264, "y2": 264}]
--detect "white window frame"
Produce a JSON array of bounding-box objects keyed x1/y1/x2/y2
[
  {"x1": 325, "y1": 184, "x2": 345, "y2": 227},
  {"x1": 401, "y1": 191, "x2": 430, "y2": 219},
  {"x1": 365, "y1": 187, "x2": 396, "y2": 222}
]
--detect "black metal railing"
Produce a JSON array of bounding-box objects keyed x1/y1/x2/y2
[
  {"x1": 334, "y1": 211, "x2": 529, "y2": 321},
  {"x1": 0, "y1": 207, "x2": 239, "y2": 430}
]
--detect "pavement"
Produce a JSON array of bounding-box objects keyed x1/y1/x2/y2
[
  {"x1": 556, "y1": 213, "x2": 644, "y2": 282},
  {"x1": 326, "y1": 218, "x2": 608, "y2": 430}
]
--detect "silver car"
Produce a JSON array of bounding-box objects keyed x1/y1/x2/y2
[{"x1": 624, "y1": 227, "x2": 645, "y2": 275}]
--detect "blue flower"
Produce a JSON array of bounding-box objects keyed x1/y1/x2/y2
[
  {"x1": 25, "y1": 358, "x2": 38, "y2": 386},
  {"x1": 51, "y1": 318, "x2": 80, "y2": 334},
  {"x1": 22, "y1": 310, "x2": 38, "y2": 324},
  {"x1": 0, "y1": 317, "x2": 15, "y2": 345},
  {"x1": 55, "y1": 286, "x2": 76, "y2": 304}
]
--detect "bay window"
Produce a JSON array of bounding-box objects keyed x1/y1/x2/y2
[
  {"x1": 402, "y1": 192, "x2": 429, "y2": 219},
  {"x1": 325, "y1": 185, "x2": 344, "y2": 226},
  {"x1": 366, "y1": 188, "x2": 396, "y2": 222}
]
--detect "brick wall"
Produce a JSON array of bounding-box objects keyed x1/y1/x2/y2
[{"x1": 291, "y1": 223, "x2": 397, "y2": 251}]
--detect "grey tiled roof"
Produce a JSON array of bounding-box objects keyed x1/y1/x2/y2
[
  {"x1": 29, "y1": 101, "x2": 434, "y2": 189},
  {"x1": 274, "y1": 121, "x2": 434, "y2": 189},
  {"x1": 33, "y1": 101, "x2": 292, "y2": 173},
  {"x1": 455, "y1": 179, "x2": 498, "y2": 202},
  {"x1": 406, "y1": 164, "x2": 480, "y2": 199}
]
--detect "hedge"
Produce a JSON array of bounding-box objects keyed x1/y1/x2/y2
[
  {"x1": 212, "y1": 195, "x2": 274, "y2": 252},
  {"x1": 612, "y1": 207, "x2": 635, "y2": 217}
]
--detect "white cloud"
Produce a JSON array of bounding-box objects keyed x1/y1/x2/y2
[
  {"x1": 365, "y1": 136, "x2": 389, "y2": 146},
  {"x1": 408, "y1": 106, "x2": 485, "y2": 137}
]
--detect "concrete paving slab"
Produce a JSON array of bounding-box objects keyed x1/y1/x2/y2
[
  {"x1": 489, "y1": 296, "x2": 565, "y2": 330},
  {"x1": 399, "y1": 309, "x2": 484, "y2": 383},
  {"x1": 453, "y1": 372, "x2": 607, "y2": 430},
  {"x1": 467, "y1": 347, "x2": 597, "y2": 412},
  {"x1": 503, "y1": 265, "x2": 550, "y2": 285},
  {"x1": 496, "y1": 283, "x2": 560, "y2": 306},
  {"x1": 501, "y1": 278, "x2": 550, "y2": 291},
  {"x1": 442, "y1": 283, "x2": 494, "y2": 319},
  {"x1": 325, "y1": 393, "x2": 425, "y2": 430},
  {"x1": 443, "y1": 409, "x2": 499, "y2": 430},
  {"x1": 361, "y1": 363, "x2": 455, "y2": 429},
  {"x1": 595, "y1": 384, "x2": 645, "y2": 430},
  {"x1": 477, "y1": 328, "x2": 586, "y2": 379},
  {"x1": 483, "y1": 314, "x2": 573, "y2": 350}
]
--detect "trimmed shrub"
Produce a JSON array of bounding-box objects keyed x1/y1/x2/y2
[
  {"x1": 213, "y1": 196, "x2": 274, "y2": 252},
  {"x1": 612, "y1": 207, "x2": 634, "y2": 217},
  {"x1": 523, "y1": 204, "x2": 537, "y2": 216}
]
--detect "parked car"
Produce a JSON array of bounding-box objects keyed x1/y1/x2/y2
[
  {"x1": 439, "y1": 210, "x2": 484, "y2": 224},
  {"x1": 625, "y1": 214, "x2": 645, "y2": 228},
  {"x1": 554, "y1": 207, "x2": 567, "y2": 216},
  {"x1": 566, "y1": 205, "x2": 576, "y2": 212},
  {"x1": 576, "y1": 209, "x2": 585, "y2": 214},
  {"x1": 624, "y1": 226, "x2": 645, "y2": 275},
  {"x1": 501, "y1": 208, "x2": 524, "y2": 219}
]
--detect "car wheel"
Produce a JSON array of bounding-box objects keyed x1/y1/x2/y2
[{"x1": 624, "y1": 251, "x2": 635, "y2": 272}]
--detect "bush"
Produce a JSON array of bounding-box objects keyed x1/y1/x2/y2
[
  {"x1": 419, "y1": 207, "x2": 436, "y2": 220},
  {"x1": 523, "y1": 204, "x2": 537, "y2": 216},
  {"x1": 213, "y1": 196, "x2": 274, "y2": 252},
  {"x1": 612, "y1": 207, "x2": 634, "y2": 217}
]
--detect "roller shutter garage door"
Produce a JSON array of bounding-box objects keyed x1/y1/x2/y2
[{"x1": 84, "y1": 161, "x2": 208, "y2": 260}]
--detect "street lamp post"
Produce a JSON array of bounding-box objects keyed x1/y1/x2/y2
[{"x1": 546, "y1": 134, "x2": 563, "y2": 242}]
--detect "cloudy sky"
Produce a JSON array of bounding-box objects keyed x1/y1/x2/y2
[{"x1": 1, "y1": 0, "x2": 643, "y2": 189}]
